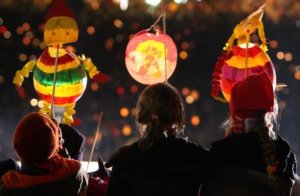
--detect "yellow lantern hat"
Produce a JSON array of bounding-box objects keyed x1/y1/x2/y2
[
  {"x1": 44, "y1": 0, "x2": 78, "y2": 46},
  {"x1": 224, "y1": 4, "x2": 267, "y2": 52}
]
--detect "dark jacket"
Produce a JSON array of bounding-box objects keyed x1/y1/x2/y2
[
  {"x1": 105, "y1": 136, "x2": 211, "y2": 196},
  {"x1": 201, "y1": 132, "x2": 296, "y2": 196},
  {"x1": 0, "y1": 156, "x2": 88, "y2": 196}
]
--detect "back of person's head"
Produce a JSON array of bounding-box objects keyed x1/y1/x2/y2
[
  {"x1": 14, "y1": 112, "x2": 61, "y2": 164},
  {"x1": 228, "y1": 73, "x2": 279, "y2": 175},
  {"x1": 229, "y1": 73, "x2": 276, "y2": 135},
  {"x1": 136, "y1": 82, "x2": 184, "y2": 151}
]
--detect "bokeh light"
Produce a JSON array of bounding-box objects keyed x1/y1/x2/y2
[
  {"x1": 87, "y1": 26, "x2": 96, "y2": 35},
  {"x1": 18, "y1": 53, "x2": 27, "y2": 62},
  {"x1": 0, "y1": 75, "x2": 4, "y2": 84},
  {"x1": 114, "y1": 19, "x2": 124, "y2": 29},
  {"x1": 179, "y1": 51, "x2": 188, "y2": 60},
  {"x1": 16, "y1": 27, "x2": 24, "y2": 35},
  {"x1": 22, "y1": 22, "x2": 30, "y2": 31},
  {"x1": 186, "y1": 96, "x2": 194, "y2": 104},
  {"x1": 174, "y1": 0, "x2": 188, "y2": 4},
  {"x1": 89, "y1": 1, "x2": 100, "y2": 10},
  {"x1": 294, "y1": 71, "x2": 300, "y2": 80},
  {"x1": 190, "y1": 89, "x2": 200, "y2": 100},
  {"x1": 145, "y1": 0, "x2": 161, "y2": 7},
  {"x1": 120, "y1": 107, "x2": 129, "y2": 117},
  {"x1": 269, "y1": 40, "x2": 278, "y2": 49},
  {"x1": 38, "y1": 100, "x2": 44, "y2": 108},
  {"x1": 130, "y1": 85, "x2": 138, "y2": 93},
  {"x1": 0, "y1": 26, "x2": 7, "y2": 33},
  {"x1": 278, "y1": 100, "x2": 287, "y2": 110},
  {"x1": 30, "y1": 98, "x2": 38, "y2": 107},
  {"x1": 191, "y1": 115, "x2": 201, "y2": 126},
  {"x1": 181, "y1": 87, "x2": 190, "y2": 96},
  {"x1": 284, "y1": 52, "x2": 293, "y2": 62},
  {"x1": 116, "y1": 86, "x2": 125, "y2": 95},
  {"x1": 122, "y1": 124, "x2": 132, "y2": 136},
  {"x1": 22, "y1": 36, "x2": 31, "y2": 45},
  {"x1": 91, "y1": 82, "x2": 99, "y2": 91},
  {"x1": 277, "y1": 51, "x2": 284, "y2": 60},
  {"x1": 3, "y1": 31, "x2": 11, "y2": 39}
]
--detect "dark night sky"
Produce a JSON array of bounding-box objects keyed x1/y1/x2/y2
[{"x1": 0, "y1": 1, "x2": 299, "y2": 170}]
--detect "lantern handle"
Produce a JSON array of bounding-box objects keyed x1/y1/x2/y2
[
  {"x1": 50, "y1": 44, "x2": 60, "y2": 119},
  {"x1": 162, "y1": 13, "x2": 168, "y2": 83},
  {"x1": 86, "y1": 111, "x2": 103, "y2": 172},
  {"x1": 147, "y1": 13, "x2": 165, "y2": 33}
]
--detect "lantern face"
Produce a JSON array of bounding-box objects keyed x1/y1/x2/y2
[
  {"x1": 220, "y1": 44, "x2": 276, "y2": 101},
  {"x1": 44, "y1": 16, "x2": 78, "y2": 46},
  {"x1": 125, "y1": 30, "x2": 177, "y2": 85},
  {"x1": 33, "y1": 47, "x2": 87, "y2": 106}
]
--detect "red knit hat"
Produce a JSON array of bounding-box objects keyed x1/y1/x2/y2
[
  {"x1": 45, "y1": 0, "x2": 76, "y2": 23},
  {"x1": 14, "y1": 112, "x2": 60, "y2": 164},
  {"x1": 230, "y1": 73, "x2": 274, "y2": 118}
]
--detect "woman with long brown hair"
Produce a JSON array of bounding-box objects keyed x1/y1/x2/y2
[{"x1": 105, "y1": 82, "x2": 211, "y2": 196}]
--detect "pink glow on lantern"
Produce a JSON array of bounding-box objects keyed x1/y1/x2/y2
[{"x1": 125, "y1": 30, "x2": 177, "y2": 85}]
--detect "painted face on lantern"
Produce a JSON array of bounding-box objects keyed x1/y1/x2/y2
[{"x1": 44, "y1": 16, "x2": 78, "y2": 46}]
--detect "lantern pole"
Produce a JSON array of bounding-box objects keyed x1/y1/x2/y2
[
  {"x1": 146, "y1": 13, "x2": 168, "y2": 83},
  {"x1": 244, "y1": 34, "x2": 250, "y2": 79},
  {"x1": 162, "y1": 13, "x2": 167, "y2": 83},
  {"x1": 86, "y1": 111, "x2": 103, "y2": 172},
  {"x1": 50, "y1": 44, "x2": 60, "y2": 119}
]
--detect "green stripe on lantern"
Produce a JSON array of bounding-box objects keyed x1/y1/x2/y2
[{"x1": 33, "y1": 65, "x2": 87, "y2": 86}]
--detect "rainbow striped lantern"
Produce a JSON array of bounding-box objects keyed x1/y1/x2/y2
[
  {"x1": 211, "y1": 5, "x2": 276, "y2": 102},
  {"x1": 13, "y1": 0, "x2": 106, "y2": 124},
  {"x1": 125, "y1": 30, "x2": 177, "y2": 85}
]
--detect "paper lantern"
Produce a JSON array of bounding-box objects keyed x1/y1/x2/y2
[
  {"x1": 12, "y1": 0, "x2": 107, "y2": 124},
  {"x1": 219, "y1": 44, "x2": 276, "y2": 101},
  {"x1": 125, "y1": 30, "x2": 177, "y2": 85},
  {"x1": 211, "y1": 4, "x2": 276, "y2": 102},
  {"x1": 33, "y1": 47, "x2": 87, "y2": 106}
]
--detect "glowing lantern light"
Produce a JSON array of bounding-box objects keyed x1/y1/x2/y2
[
  {"x1": 125, "y1": 30, "x2": 177, "y2": 85},
  {"x1": 211, "y1": 5, "x2": 276, "y2": 102},
  {"x1": 12, "y1": 0, "x2": 108, "y2": 125}
]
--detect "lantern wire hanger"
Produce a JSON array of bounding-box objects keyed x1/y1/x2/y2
[
  {"x1": 87, "y1": 111, "x2": 103, "y2": 172},
  {"x1": 147, "y1": 13, "x2": 168, "y2": 83}
]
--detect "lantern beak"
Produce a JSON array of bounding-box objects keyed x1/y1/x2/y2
[{"x1": 234, "y1": 4, "x2": 265, "y2": 40}]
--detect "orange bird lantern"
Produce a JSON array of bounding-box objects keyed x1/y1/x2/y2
[
  {"x1": 125, "y1": 29, "x2": 177, "y2": 85},
  {"x1": 211, "y1": 5, "x2": 276, "y2": 102},
  {"x1": 12, "y1": 0, "x2": 108, "y2": 124}
]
